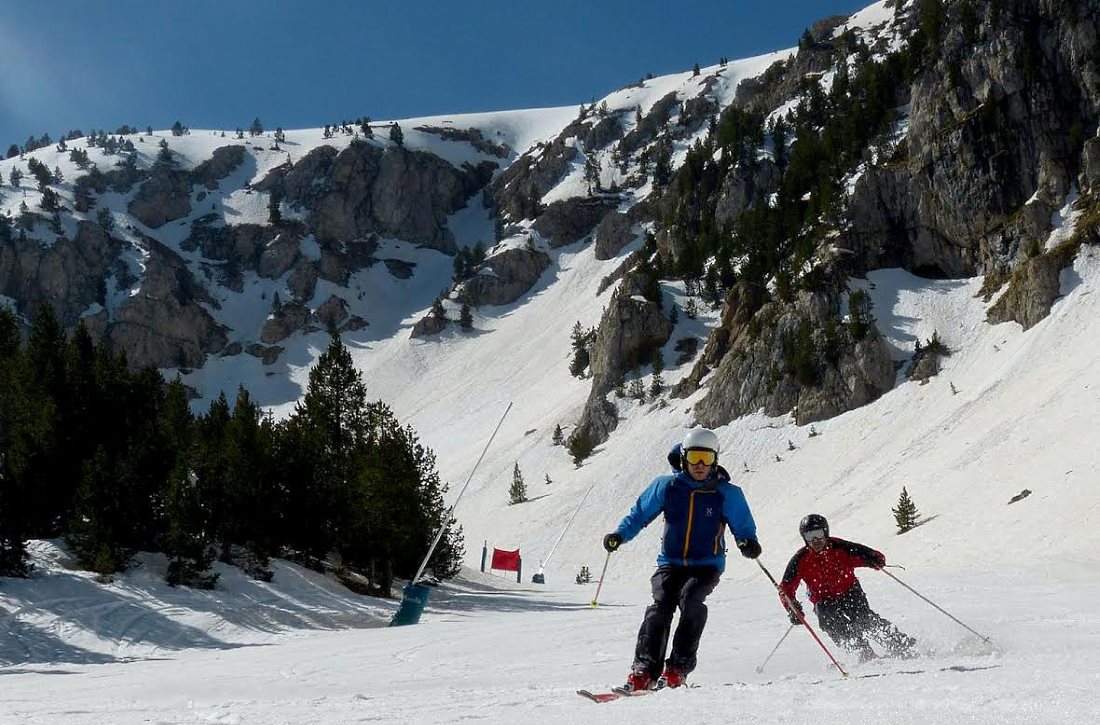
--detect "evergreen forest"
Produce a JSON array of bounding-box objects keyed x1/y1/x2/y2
[{"x1": 0, "y1": 306, "x2": 463, "y2": 595}]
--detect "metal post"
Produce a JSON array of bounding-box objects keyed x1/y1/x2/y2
[{"x1": 410, "y1": 402, "x2": 512, "y2": 586}]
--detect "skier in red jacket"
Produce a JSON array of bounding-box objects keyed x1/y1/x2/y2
[{"x1": 779, "y1": 514, "x2": 915, "y2": 661}]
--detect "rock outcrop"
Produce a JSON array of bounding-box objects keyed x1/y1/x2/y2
[
  {"x1": 572, "y1": 272, "x2": 674, "y2": 447},
  {"x1": 455, "y1": 245, "x2": 551, "y2": 307},
  {"x1": 533, "y1": 197, "x2": 618, "y2": 248},
  {"x1": 274, "y1": 140, "x2": 494, "y2": 253}
]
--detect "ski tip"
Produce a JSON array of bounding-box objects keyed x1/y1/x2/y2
[{"x1": 577, "y1": 689, "x2": 620, "y2": 703}]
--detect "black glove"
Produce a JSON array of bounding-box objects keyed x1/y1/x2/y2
[
  {"x1": 786, "y1": 601, "x2": 804, "y2": 625},
  {"x1": 867, "y1": 552, "x2": 886, "y2": 570},
  {"x1": 737, "y1": 538, "x2": 762, "y2": 559},
  {"x1": 603, "y1": 532, "x2": 623, "y2": 552}
]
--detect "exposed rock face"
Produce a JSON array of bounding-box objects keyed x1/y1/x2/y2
[
  {"x1": 415, "y1": 126, "x2": 511, "y2": 158},
  {"x1": 620, "y1": 92, "x2": 679, "y2": 157},
  {"x1": 573, "y1": 272, "x2": 674, "y2": 447},
  {"x1": 712, "y1": 161, "x2": 782, "y2": 232},
  {"x1": 260, "y1": 301, "x2": 310, "y2": 345},
  {"x1": 277, "y1": 141, "x2": 494, "y2": 253},
  {"x1": 0, "y1": 221, "x2": 121, "y2": 327},
  {"x1": 689, "y1": 286, "x2": 896, "y2": 427},
  {"x1": 128, "y1": 165, "x2": 193, "y2": 229},
  {"x1": 410, "y1": 311, "x2": 448, "y2": 338},
  {"x1": 246, "y1": 343, "x2": 283, "y2": 365},
  {"x1": 533, "y1": 197, "x2": 618, "y2": 248},
  {"x1": 106, "y1": 237, "x2": 228, "y2": 368},
  {"x1": 845, "y1": 1, "x2": 1100, "y2": 279},
  {"x1": 455, "y1": 245, "x2": 551, "y2": 307},
  {"x1": 987, "y1": 237, "x2": 1085, "y2": 330},
  {"x1": 311, "y1": 295, "x2": 350, "y2": 331},
  {"x1": 585, "y1": 113, "x2": 626, "y2": 150},
  {"x1": 593, "y1": 212, "x2": 637, "y2": 260},
  {"x1": 487, "y1": 139, "x2": 579, "y2": 221},
  {"x1": 192, "y1": 145, "x2": 247, "y2": 188}
]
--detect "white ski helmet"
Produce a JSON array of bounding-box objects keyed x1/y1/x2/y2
[{"x1": 682, "y1": 428, "x2": 720, "y2": 457}]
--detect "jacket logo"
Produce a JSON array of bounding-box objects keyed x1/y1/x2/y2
[{"x1": 706, "y1": 507, "x2": 714, "y2": 517}]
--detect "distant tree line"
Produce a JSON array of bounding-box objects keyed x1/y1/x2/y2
[{"x1": 0, "y1": 306, "x2": 463, "y2": 594}]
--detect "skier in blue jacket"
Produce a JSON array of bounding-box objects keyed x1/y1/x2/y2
[{"x1": 603, "y1": 428, "x2": 760, "y2": 691}]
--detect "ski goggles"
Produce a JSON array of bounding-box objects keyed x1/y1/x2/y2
[
  {"x1": 802, "y1": 529, "x2": 827, "y2": 543},
  {"x1": 683, "y1": 449, "x2": 717, "y2": 466}
]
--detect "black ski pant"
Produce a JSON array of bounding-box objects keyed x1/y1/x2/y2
[
  {"x1": 814, "y1": 581, "x2": 914, "y2": 656},
  {"x1": 632, "y1": 565, "x2": 720, "y2": 678}
]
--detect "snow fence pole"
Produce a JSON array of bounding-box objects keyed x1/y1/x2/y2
[
  {"x1": 881, "y1": 569, "x2": 992, "y2": 643},
  {"x1": 756, "y1": 560, "x2": 848, "y2": 677},
  {"x1": 533, "y1": 474, "x2": 604, "y2": 583},
  {"x1": 755, "y1": 624, "x2": 795, "y2": 674},
  {"x1": 410, "y1": 401, "x2": 513, "y2": 586},
  {"x1": 590, "y1": 550, "x2": 612, "y2": 607}
]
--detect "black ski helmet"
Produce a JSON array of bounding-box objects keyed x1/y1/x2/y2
[{"x1": 799, "y1": 514, "x2": 829, "y2": 539}]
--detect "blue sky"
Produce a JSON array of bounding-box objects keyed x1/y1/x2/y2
[{"x1": 1, "y1": 0, "x2": 872, "y2": 150}]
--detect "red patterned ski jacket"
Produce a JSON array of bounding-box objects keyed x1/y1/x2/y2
[{"x1": 779, "y1": 537, "x2": 885, "y2": 605}]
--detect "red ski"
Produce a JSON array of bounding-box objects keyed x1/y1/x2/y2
[{"x1": 576, "y1": 689, "x2": 621, "y2": 703}]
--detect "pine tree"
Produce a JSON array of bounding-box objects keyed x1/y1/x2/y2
[
  {"x1": 163, "y1": 467, "x2": 219, "y2": 588},
  {"x1": 552, "y1": 424, "x2": 564, "y2": 446},
  {"x1": 0, "y1": 309, "x2": 32, "y2": 575},
  {"x1": 268, "y1": 187, "x2": 283, "y2": 226},
  {"x1": 459, "y1": 303, "x2": 474, "y2": 330},
  {"x1": 893, "y1": 487, "x2": 920, "y2": 533},
  {"x1": 509, "y1": 463, "x2": 527, "y2": 504},
  {"x1": 218, "y1": 386, "x2": 278, "y2": 579},
  {"x1": 649, "y1": 348, "x2": 665, "y2": 397},
  {"x1": 278, "y1": 333, "x2": 371, "y2": 562},
  {"x1": 568, "y1": 429, "x2": 594, "y2": 467},
  {"x1": 66, "y1": 446, "x2": 135, "y2": 576},
  {"x1": 389, "y1": 123, "x2": 404, "y2": 147},
  {"x1": 628, "y1": 369, "x2": 646, "y2": 401},
  {"x1": 584, "y1": 153, "x2": 601, "y2": 195},
  {"x1": 848, "y1": 288, "x2": 875, "y2": 341},
  {"x1": 249, "y1": 117, "x2": 264, "y2": 136},
  {"x1": 569, "y1": 321, "x2": 592, "y2": 378}
]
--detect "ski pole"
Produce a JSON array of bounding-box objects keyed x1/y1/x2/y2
[
  {"x1": 881, "y1": 569, "x2": 991, "y2": 643},
  {"x1": 410, "y1": 401, "x2": 512, "y2": 585},
  {"x1": 590, "y1": 550, "x2": 612, "y2": 607},
  {"x1": 756, "y1": 560, "x2": 848, "y2": 677},
  {"x1": 755, "y1": 624, "x2": 795, "y2": 674}
]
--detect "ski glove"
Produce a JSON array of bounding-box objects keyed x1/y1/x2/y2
[
  {"x1": 867, "y1": 552, "x2": 886, "y2": 570},
  {"x1": 737, "y1": 538, "x2": 762, "y2": 559},
  {"x1": 603, "y1": 533, "x2": 623, "y2": 552},
  {"x1": 787, "y1": 601, "x2": 805, "y2": 625}
]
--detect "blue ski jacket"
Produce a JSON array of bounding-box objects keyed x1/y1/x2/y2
[{"x1": 614, "y1": 448, "x2": 756, "y2": 573}]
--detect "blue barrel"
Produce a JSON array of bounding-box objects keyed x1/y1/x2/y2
[{"x1": 389, "y1": 582, "x2": 432, "y2": 627}]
